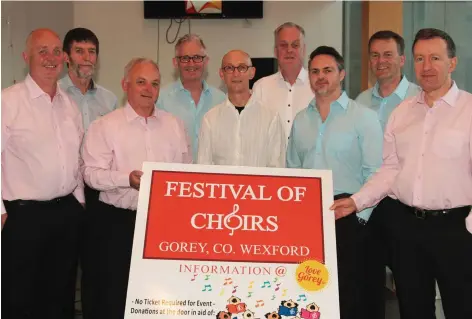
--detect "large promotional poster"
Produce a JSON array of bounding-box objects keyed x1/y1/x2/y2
[{"x1": 125, "y1": 163, "x2": 339, "y2": 319}]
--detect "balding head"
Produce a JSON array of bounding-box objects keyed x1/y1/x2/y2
[
  {"x1": 221, "y1": 50, "x2": 252, "y2": 68},
  {"x1": 22, "y1": 28, "x2": 64, "y2": 87},
  {"x1": 219, "y1": 49, "x2": 255, "y2": 95}
]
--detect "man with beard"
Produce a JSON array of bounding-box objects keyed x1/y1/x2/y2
[
  {"x1": 59, "y1": 28, "x2": 118, "y2": 318},
  {"x1": 82, "y1": 58, "x2": 191, "y2": 319},
  {"x1": 197, "y1": 50, "x2": 285, "y2": 167},
  {"x1": 252, "y1": 22, "x2": 314, "y2": 147},
  {"x1": 2, "y1": 28, "x2": 85, "y2": 319},
  {"x1": 157, "y1": 34, "x2": 225, "y2": 161},
  {"x1": 331, "y1": 28, "x2": 472, "y2": 319},
  {"x1": 356, "y1": 30, "x2": 419, "y2": 131},
  {"x1": 59, "y1": 27, "x2": 117, "y2": 131},
  {"x1": 287, "y1": 46, "x2": 383, "y2": 319}
]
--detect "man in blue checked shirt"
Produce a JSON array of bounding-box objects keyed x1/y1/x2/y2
[
  {"x1": 157, "y1": 34, "x2": 225, "y2": 161},
  {"x1": 356, "y1": 30, "x2": 420, "y2": 131},
  {"x1": 287, "y1": 46, "x2": 383, "y2": 319}
]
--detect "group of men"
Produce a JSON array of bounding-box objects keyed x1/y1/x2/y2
[{"x1": 1, "y1": 20, "x2": 470, "y2": 319}]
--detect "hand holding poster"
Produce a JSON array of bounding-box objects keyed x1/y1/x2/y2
[{"x1": 125, "y1": 163, "x2": 339, "y2": 319}]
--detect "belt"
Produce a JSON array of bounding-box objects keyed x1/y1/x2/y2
[
  {"x1": 403, "y1": 203, "x2": 471, "y2": 219},
  {"x1": 5, "y1": 194, "x2": 73, "y2": 207}
]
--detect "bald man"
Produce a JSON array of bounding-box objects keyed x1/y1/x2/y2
[
  {"x1": 2, "y1": 28, "x2": 84, "y2": 319},
  {"x1": 197, "y1": 50, "x2": 285, "y2": 167}
]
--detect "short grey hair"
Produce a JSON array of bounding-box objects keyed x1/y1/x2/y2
[
  {"x1": 174, "y1": 33, "x2": 207, "y2": 56},
  {"x1": 274, "y1": 22, "x2": 305, "y2": 46},
  {"x1": 123, "y1": 57, "x2": 159, "y2": 81}
]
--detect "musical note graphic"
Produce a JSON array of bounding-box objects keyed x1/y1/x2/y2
[
  {"x1": 255, "y1": 300, "x2": 265, "y2": 307},
  {"x1": 273, "y1": 277, "x2": 279, "y2": 283},
  {"x1": 190, "y1": 273, "x2": 198, "y2": 281},
  {"x1": 224, "y1": 278, "x2": 233, "y2": 285},
  {"x1": 248, "y1": 281, "x2": 254, "y2": 289},
  {"x1": 247, "y1": 292, "x2": 253, "y2": 298},
  {"x1": 232, "y1": 286, "x2": 238, "y2": 294},
  {"x1": 202, "y1": 284, "x2": 212, "y2": 292},
  {"x1": 271, "y1": 295, "x2": 276, "y2": 300},
  {"x1": 282, "y1": 289, "x2": 288, "y2": 297},
  {"x1": 297, "y1": 294, "x2": 307, "y2": 302},
  {"x1": 205, "y1": 275, "x2": 211, "y2": 280},
  {"x1": 275, "y1": 283, "x2": 281, "y2": 291},
  {"x1": 260, "y1": 281, "x2": 271, "y2": 288},
  {"x1": 219, "y1": 288, "x2": 225, "y2": 296}
]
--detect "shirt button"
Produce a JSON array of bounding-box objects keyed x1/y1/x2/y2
[
  {"x1": 287, "y1": 120, "x2": 290, "y2": 123},
  {"x1": 289, "y1": 89, "x2": 292, "y2": 92},
  {"x1": 288, "y1": 104, "x2": 291, "y2": 107}
]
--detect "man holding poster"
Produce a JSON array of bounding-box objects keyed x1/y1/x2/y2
[
  {"x1": 287, "y1": 46, "x2": 383, "y2": 319},
  {"x1": 197, "y1": 50, "x2": 285, "y2": 167},
  {"x1": 81, "y1": 57, "x2": 191, "y2": 319}
]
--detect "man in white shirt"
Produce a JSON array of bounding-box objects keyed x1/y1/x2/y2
[
  {"x1": 81, "y1": 58, "x2": 191, "y2": 319},
  {"x1": 252, "y1": 22, "x2": 314, "y2": 145},
  {"x1": 197, "y1": 50, "x2": 285, "y2": 167},
  {"x1": 2, "y1": 28, "x2": 84, "y2": 319}
]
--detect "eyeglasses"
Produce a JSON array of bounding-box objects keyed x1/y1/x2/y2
[
  {"x1": 221, "y1": 65, "x2": 253, "y2": 74},
  {"x1": 176, "y1": 55, "x2": 206, "y2": 63}
]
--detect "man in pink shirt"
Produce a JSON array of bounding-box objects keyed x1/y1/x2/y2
[
  {"x1": 1, "y1": 28, "x2": 85, "y2": 319},
  {"x1": 332, "y1": 28, "x2": 472, "y2": 319},
  {"x1": 81, "y1": 57, "x2": 191, "y2": 319}
]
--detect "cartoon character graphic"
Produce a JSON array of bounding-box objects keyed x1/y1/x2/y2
[
  {"x1": 278, "y1": 300, "x2": 299, "y2": 317},
  {"x1": 300, "y1": 302, "x2": 320, "y2": 319},
  {"x1": 217, "y1": 311, "x2": 233, "y2": 319},
  {"x1": 242, "y1": 310, "x2": 256, "y2": 319},
  {"x1": 226, "y1": 296, "x2": 247, "y2": 314},
  {"x1": 265, "y1": 312, "x2": 281, "y2": 319}
]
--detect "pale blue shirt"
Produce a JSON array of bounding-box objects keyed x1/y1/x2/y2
[
  {"x1": 59, "y1": 75, "x2": 118, "y2": 131},
  {"x1": 286, "y1": 92, "x2": 383, "y2": 221},
  {"x1": 157, "y1": 80, "x2": 226, "y2": 160},
  {"x1": 356, "y1": 76, "x2": 420, "y2": 131}
]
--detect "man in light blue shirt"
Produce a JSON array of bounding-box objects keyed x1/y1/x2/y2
[
  {"x1": 287, "y1": 46, "x2": 383, "y2": 319},
  {"x1": 157, "y1": 34, "x2": 225, "y2": 160},
  {"x1": 59, "y1": 28, "x2": 117, "y2": 131},
  {"x1": 58, "y1": 27, "x2": 117, "y2": 319},
  {"x1": 356, "y1": 30, "x2": 419, "y2": 130}
]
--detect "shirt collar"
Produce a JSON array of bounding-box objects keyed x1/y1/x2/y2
[
  {"x1": 417, "y1": 81, "x2": 459, "y2": 107},
  {"x1": 124, "y1": 102, "x2": 158, "y2": 122},
  {"x1": 277, "y1": 67, "x2": 309, "y2": 84},
  {"x1": 177, "y1": 78, "x2": 210, "y2": 93},
  {"x1": 60, "y1": 74, "x2": 96, "y2": 92},
  {"x1": 25, "y1": 73, "x2": 64, "y2": 100},
  {"x1": 372, "y1": 75, "x2": 410, "y2": 99},
  {"x1": 309, "y1": 91, "x2": 349, "y2": 111},
  {"x1": 224, "y1": 94, "x2": 256, "y2": 109}
]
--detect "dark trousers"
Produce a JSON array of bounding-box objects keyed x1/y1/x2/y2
[
  {"x1": 335, "y1": 193, "x2": 379, "y2": 319},
  {"x1": 379, "y1": 197, "x2": 472, "y2": 319},
  {"x1": 1, "y1": 194, "x2": 83, "y2": 319},
  {"x1": 81, "y1": 200, "x2": 136, "y2": 319}
]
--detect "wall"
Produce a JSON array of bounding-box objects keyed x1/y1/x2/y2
[
  {"x1": 1, "y1": 1, "x2": 74, "y2": 89},
  {"x1": 73, "y1": 1, "x2": 343, "y2": 102}
]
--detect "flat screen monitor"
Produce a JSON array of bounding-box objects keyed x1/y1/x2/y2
[{"x1": 144, "y1": 1, "x2": 263, "y2": 19}]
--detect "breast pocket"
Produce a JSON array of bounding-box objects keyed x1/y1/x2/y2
[{"x1": 432, "y1": 129, "x2": 466, "y2": 159}]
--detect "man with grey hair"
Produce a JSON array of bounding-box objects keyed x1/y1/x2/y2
[
  {"x1": 252, "y1": 22, "x2": 314, "y2": 146},
  {"x1": 81, "y1": 57, "x2": 191, "y2": 319},
  {"x1": 157, "y1": 33, "x2": 225, "y2": 160}
]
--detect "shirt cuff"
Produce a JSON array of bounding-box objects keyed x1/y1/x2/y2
[
  {"x1": 116, "y1": 172, "x2": 131, "y2": 188},
  {"x1": 351, "y1": 193, "x2": 367, "y2": 213},
  {"x1": 466, "y1": 210, "x2": 472, "y2": 234}
]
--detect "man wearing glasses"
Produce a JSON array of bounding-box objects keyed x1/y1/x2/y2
[
  {"x1": 197, "y1": 50, "x2": 285, "y2": 167},
  {"x1": 157, "y1": 34, "x2": 225, "y2": 161}
]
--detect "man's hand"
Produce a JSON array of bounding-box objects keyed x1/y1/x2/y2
[
  {"x1": 129, "y1": 170, "x2": 144, "y2": 191},
  {"x1": 330, "y1": 198, "x2": 358, "y2": 220},
  {"x1": 1, "y1": 213, "x2": 7, "y2": 230}
]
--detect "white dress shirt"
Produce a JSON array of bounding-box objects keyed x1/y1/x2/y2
[
  {"x1": 252, "y1": 68, "x2": 314, "y2": 145},
  {"x1": 82, "y1": 103, "x2": 192, "y2": 210},
  {"x1": 197, "y1": 95, "x2": 286, "y2": 167},
  {"x1": 2, "y1": 74, "x2": 85, "y2": 214}
]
